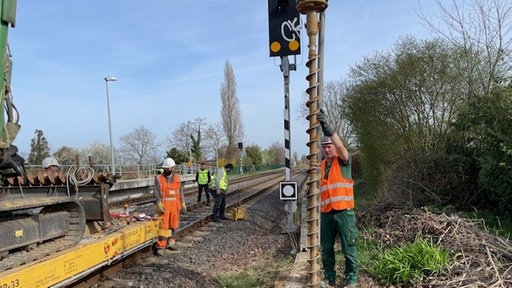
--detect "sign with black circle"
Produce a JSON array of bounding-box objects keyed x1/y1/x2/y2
[{"x1": 279, "y1": 181, "x2": 297, "y2": 200}]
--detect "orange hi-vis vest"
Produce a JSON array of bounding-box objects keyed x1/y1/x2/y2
[
  {"x1": 320, "y1": 157, "x2": 355, "y2": 213},
  {"x1": 158, "y1": 174, "x2": 181, "y2": 204}
]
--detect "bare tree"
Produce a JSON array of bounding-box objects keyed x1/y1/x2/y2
[
  {"x1": 220, "y1": 60, "x2": 244, "y2": 160},
  {"x1": 167, "y1": 118, "x2": 207, "y2": 164},
  {"x1": 79, "y1": 141, "x2": 111, "y2": 170},
  {"x1": 297, "y1": 80, "x2": 357, "y2": 148},
  {"x1": 119, "y1": 126, "x2": 161, "y2": 166},
  {"x1": 420, "y1": 0, "x2": 512, "y2": 93},
  {"x1": 54, "y1": 146, "x2": 79, "y2": 166},
  {"x1": 323, "y1": 80, "x2": 357, "y2": 149},
  {"x1": 203, "y1": 122, "x2": 226, "y2": 168},
  {"x1": 168, "y1": 122, "x2": 189, "y2": 154},
  {"x1": 265, "y1": 141, "x2": 285, "y2": 165}
]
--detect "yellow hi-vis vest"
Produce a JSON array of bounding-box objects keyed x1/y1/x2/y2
[
  {"x1": 210, "y1": 168, "x2": 228, "y2": 190},
  {"x1": 320, "y1": 157, "x2": 354, "y2": 212},
  {"x1": 197, "y1": 169, "x2": 209, "y2": 185}
]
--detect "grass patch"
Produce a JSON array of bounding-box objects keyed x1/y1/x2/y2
[
  {"x1": 216, "y1": 257, "x2": 294, "y2": 288},
  {"x1": 361, "y1": 237, "x2": 451, "y2": 286}
]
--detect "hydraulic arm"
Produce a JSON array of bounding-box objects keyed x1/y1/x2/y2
[{"x1": 0, "y1": 0, "x2": 25, "y2": 178}]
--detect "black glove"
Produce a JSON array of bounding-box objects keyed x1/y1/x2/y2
[{"x1": 317, "y1": 109, "x2": 335, "y2": 136}]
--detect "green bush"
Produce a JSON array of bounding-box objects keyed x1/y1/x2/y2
[
  {"x1": 452, "y1": 88, "x2": 512, "y2": 215},
  {"x1": 403, "y1": 152, "x2": 481, "y2": 209},
  {"x1": 368, "y1": 238, "x2": 450, "y2": 286}
]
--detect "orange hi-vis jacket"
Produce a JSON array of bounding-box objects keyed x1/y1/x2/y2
[
  {"x1": 156, "y1": 173, "x2": 181, "y2": 248},
  {"x1": 158, "y1": 174, "x2": 181, "y2": 209},
  {"x1": 320, "y1": 157, "x2": 355, "y2": 213}
]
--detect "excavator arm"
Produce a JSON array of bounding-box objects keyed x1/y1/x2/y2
[{"x1": 0, "y1": 0, "x2": 24, "y2": 178}]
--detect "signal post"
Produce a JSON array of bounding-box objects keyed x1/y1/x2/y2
[{"x1": 268, "y1": 0, "x2": 301, "y2": 233}]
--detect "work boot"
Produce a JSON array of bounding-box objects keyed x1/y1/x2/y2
[
  {"x1": 319, "y1": 278, "x2": 336, "y2": 287},
  {"x1": 164, "y1": 248, "x2": 179, "y2": 254},
  {"x1": 166, "y1": 239, "x2": 177, "y2": 250},
  {"x1": 155, "y1": 248, "x2": 165, "y2": 256},
  {"x1": 166, "y1": 245, "x2": 178, "y2": 251}
]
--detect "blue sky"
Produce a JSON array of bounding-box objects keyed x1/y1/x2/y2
[{"x1": 9, "y1": 0, "x2": 438, "y2": 159}]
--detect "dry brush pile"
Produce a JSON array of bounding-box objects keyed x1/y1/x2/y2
[{"x1": 359, "y1": 206, "x2": 512, "y2": 287}]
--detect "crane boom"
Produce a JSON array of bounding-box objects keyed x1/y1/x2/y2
[{"x1": 0, "y1": 0, "x2": 24, "y2": 178}]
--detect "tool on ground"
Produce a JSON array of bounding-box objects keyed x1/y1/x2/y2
[{"x1": 230, "y1": 193, "x2": 248, "y2": 221}]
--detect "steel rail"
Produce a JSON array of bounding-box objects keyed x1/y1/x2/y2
[{"x1": 66, "y1": 170, "x2": 307, "y2": 287}]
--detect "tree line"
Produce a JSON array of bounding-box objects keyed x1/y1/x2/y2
[{"x1": 303, "y1": 0, "x2": 512, "y2": 215}]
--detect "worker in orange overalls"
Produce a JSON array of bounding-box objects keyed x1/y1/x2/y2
[{"x1": 153, "y1": 158, "x2": 186, "y2": 255}]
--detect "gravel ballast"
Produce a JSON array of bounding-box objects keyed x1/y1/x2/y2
[{"x1": 95, "y1": 190, "x2": 297, "y2": 288}]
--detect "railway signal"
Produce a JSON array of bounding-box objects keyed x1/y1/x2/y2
[
  {"x1": 269, "y1": 0, "x2": 300, "y2": 233},
  {"x1": 238, "y1": 142, "x2": 244, "y2": 174},
  {"x1": 268, "y1": 0, "x2": 301, "y2": 57}
]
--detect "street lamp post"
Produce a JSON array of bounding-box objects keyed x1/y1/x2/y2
[{"x1": 104, "y1": 76, "x2": 117, "y2": 174}]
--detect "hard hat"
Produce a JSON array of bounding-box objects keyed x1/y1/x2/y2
[
  {"x1": 42, "y1": 157, "x2": 60, "y2": 168},
  {"x1": 161, "y1": 158, "x2": 176, "y2": 168},
  {"x1": 321, "y1": 136, "x2": 333, "y2": 145}
]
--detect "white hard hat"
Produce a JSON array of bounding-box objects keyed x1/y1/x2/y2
[
  {"x1": 161, "y1": 158, "x2": 176, "y2": 168},
  {"x1": 42, "y1": 157, "x2": 60, "y2": 168}
]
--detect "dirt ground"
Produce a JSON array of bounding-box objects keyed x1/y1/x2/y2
[
  {"x1": 95, "y1": 195, "x2": 512, "y2": 288},
  {"x1": 95, "y1": 191, "x2": 296, "y2": 288}
]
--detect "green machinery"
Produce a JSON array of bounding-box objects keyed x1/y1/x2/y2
[{"x1": 0, "y1": 0, "x2": 24, "y2": 178}]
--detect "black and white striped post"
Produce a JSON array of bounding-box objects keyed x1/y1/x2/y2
[{"x1": 281, "y1": 55, "x2": 298, "y2": 233}]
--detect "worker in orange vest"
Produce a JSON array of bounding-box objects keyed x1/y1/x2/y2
[
  {"x1": 154, "y1": 158, "x2": 186, "y2": 255},
  {"x1": 317, "y1": 109, "x2": 359, "y2": 287}
]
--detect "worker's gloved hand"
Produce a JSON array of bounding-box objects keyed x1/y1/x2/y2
[
  {"x1": 317, "y1": 109, "x2": 335, "y2": 137},
  {"x1": 157, "y1": 202, "x2": 165, "y2": 213},
  {"x1": 181, "y1": 201, "x2": 187, "y2": 212}
]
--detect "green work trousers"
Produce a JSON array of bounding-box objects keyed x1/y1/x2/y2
[{"x1": 320, "y1": 209, "x2": 359, "y2": 284}]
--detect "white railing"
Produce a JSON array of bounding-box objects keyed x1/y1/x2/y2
[{"x1": 24, "y1": 163, "x2": 210, "y2": 181}]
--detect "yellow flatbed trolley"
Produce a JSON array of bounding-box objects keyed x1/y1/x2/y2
[{"x1": 0, "y1": 220, "x2": 159, "y2": 288}]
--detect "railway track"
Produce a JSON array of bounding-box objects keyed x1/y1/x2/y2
[
  {"x1": 68, "y1": 169, "x2": 307, "y2": 288},
  {"x1": 106, "y1": 169, "x2": 284, "y2": 210},
  {"x1": 109, "y1": 168, "x2": 299, "y2": 240},
  {"x1": 0, "y1": 168, "x2": 306, "y2": 288}
]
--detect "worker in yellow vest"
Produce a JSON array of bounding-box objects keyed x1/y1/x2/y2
[
  {"x1": 209, "y1": 163, "x2": 233, "y2": 222},
  {"x1": 195, "y1": 162, "x2": 211, "y2": 205}
]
